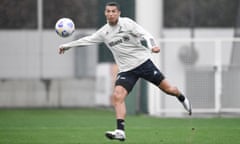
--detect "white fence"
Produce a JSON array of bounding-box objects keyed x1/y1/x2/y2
[{"x1": 148, "y1": 38, "x2": 240, "y2": 116}]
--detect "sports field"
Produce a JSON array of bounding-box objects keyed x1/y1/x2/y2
[{"x1": 0, "y1": 108, "x2": 239, "y2": 144}]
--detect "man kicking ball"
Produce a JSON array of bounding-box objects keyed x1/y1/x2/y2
[{"x1": 59, "y1": 2, "x2": 192, "y2": 142}]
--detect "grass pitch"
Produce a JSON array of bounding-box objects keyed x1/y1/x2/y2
[{"x1": 0, "y1": 108, "x2": 239, "y2": 144}]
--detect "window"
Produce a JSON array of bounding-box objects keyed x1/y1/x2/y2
[
  {"x1": 43, "y1": 0, "x2": 98, "y2": 29},
  {"x1": 0, "y1": 0, "x2": 37, "y2": 29},
  {"x1": 164, "y1": 0, "x2": 238, "y2": 28}
]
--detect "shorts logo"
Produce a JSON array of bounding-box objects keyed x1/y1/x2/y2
[
  {"x1": 120, "y1": 77, "x2": 126, "y2": 80},
  {"x1": 117, "y1": 75, "x2": 126, "y2": 80}
]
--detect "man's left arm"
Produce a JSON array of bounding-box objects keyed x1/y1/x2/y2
[{"x1": 129, "y1": 18, "x2": 160, "y2": 53}]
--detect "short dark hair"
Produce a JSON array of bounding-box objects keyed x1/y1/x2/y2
[{"x1": 105, "y1": 2, "x2": 121, "y2": 11}]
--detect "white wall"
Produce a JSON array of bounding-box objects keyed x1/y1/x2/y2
[
  {"x1": 0, "y1": 29, "x2": 97, "y2": 107},
  {"x1": 163, "y1": 28, "x2": 234, "y2": 66},
  {"x1": 0, "y1": 29, "x2": 97, "y2": 79},
  {"x1": 0, "y1": 79, "x2": 95, "y2": 107}
]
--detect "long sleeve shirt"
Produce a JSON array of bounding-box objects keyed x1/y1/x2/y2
[{"x1": 60, "y1": 17, "x2": 158, "y2": 73}]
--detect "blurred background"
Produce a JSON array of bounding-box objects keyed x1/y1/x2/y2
[{"x1": 0, "y1": 0, "x2": 240, "y2": 117}]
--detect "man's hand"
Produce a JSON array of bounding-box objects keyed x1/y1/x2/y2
[
  {"x1": 59, "y1": 46, "x2": 70, "y2": 55},
  {"x1": 59, "y1": 47, "x2": 65, "y2": 54},
  {"x1": 151, "y1": 47, "x2": 160, "y2": 53}
]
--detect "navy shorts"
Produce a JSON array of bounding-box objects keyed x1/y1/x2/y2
[{"x1": 115, "y1": 59, "x2": 165, "y2": 93}]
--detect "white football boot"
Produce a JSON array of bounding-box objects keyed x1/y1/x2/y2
[
  {"x1": 105, "y1": 129, "x2": 126, "y2": 141},
  {"x1": 181, "y1": 97, "x2": 192, "y2": 115}
]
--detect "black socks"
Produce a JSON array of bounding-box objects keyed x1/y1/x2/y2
[
  {"x1": 177, "y1": 94, "x2": 185, "y2": 102},
  {"x1": 117, "y1": 119, "x2": 125, "y2": 131}
]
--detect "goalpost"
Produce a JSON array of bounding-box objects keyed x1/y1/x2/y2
[{"x1": 148, "y1": 38, "x2": 240, "y2": 117}]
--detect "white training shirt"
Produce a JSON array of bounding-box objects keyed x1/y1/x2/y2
[{"x1": 61, "y1": 17, "x2": 158, "y2": 73}]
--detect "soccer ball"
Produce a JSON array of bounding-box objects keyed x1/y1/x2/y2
[{"x1": 55, "y1": 18, "x2": 75, "y2": 37}]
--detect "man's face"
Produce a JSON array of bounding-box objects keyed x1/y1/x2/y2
[{"x1": 105, "y1": 5, "x2": 121, "y2": 25}]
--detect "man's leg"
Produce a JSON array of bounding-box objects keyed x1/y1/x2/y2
[
  {"x1": 113, "y1": 85, "x2": 128, "y2": 120},
  {"x1": 105, "y1": 85, "x2": 128, "y2": 141},
  {"x1": 158, "y1": 79, "x2": 192, "y2": 115}
]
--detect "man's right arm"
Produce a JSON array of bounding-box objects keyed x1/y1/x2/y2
[{"x1": 59, "y1": 28, "x2": 104, "y2": 54}]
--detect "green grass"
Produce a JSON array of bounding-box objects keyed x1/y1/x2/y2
[{"x1": 0, "y1": 108, "x2": 239, "y2": 144}]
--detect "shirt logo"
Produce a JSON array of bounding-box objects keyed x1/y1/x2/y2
[
  {"x1": 109, "y1": 39, "x2": 123, "y2": 47},
  {"x1": 108, "y1": 35, "x2": 130, "y2": 47},
  {"x1": 123, "y1": 35, "x2": 130, "y2": 41},
  {"x1": 118, "y1": 26, "x2": 123, "y2": 33}
]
